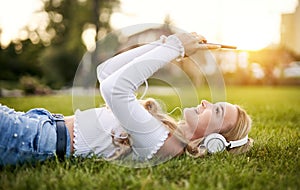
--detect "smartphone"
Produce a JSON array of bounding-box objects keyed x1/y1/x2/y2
[{"x1": 201, "y1": 42, "x2": 237, "y2": 49}]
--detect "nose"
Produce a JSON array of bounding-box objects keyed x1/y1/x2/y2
[{"x1": 201, "y1": 100, "x2": 212, "y2": 108}]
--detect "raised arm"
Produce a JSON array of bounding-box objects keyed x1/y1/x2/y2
[
  {"x1": 99, "y1": 35, "x2": 184, "y2": 159},
  {"x1": 97, "y1": 37, "x2": 166, "y2": 82}
]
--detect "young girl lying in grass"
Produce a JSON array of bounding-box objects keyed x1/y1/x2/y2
[{"x1": 0, "y1": 32, "x2": 253, "y2": 166}]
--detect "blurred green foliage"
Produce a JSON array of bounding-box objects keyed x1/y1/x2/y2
[
  {"x1": 19, "y1": 75, "x2": 51, "y2": 95},
  {"x1": 0, "y1": 0, "x2": 119, "y2": 89}
]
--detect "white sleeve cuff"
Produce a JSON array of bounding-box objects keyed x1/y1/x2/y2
[{"x1": 163, "y1": 35, "x2": 185, "y2": 58}]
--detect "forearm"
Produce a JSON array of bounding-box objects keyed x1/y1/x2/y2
[
  {"x1": 100, "y1": 35, "x2": 183, "y2": 133},
  {"x1": 97, "y1": 37, "x2": 165, "y2": 82}
]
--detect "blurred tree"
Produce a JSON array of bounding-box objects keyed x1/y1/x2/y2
[
  {"x1": 0, "y1": 0, "x2": 119, "y2": 89},
  {"x1": 0, "y1": 40, "x2": 44, "y2": 81},
  {"x1": 248, "y1": 47, "x2": 295, "y2": 85},
  {"x1": 40, "y1": 0, "x2": 119, "y2": 88}
]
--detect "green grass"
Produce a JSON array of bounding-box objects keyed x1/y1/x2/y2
[{"x1": 0, "y1": 86, "x2": 299, "y2": 190}]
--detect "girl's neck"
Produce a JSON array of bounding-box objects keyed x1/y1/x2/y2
[
  {"x1": 177, "y1": 121, "x2": 194, "y2": 141},
  {"x1": 156, "y1": 132, "x2": 186, "y2": 157}
]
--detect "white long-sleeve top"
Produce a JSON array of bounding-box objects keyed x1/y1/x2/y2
[{"x1": 73, "y1": 35, "x2": 184, "y2": 160}]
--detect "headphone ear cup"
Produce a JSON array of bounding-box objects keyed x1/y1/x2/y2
[{"x1": 204, "y1": 133, "x2": 227, "y2": 154}]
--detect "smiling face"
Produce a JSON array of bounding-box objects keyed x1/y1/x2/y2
[{"x1": 182, "y1": 100, "x2": 238, "y2": 140}]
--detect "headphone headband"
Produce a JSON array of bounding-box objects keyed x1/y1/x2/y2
[{"x1": 228, "y1": 135, "x2": 248, "y2": 148}]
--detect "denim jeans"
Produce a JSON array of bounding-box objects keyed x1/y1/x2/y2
[{"x1": 0, "y1": 104, "x2": 71, "y2": 166}]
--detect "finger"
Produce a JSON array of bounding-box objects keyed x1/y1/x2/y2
[
  {"x1": 190, "y1": 32, "x2": 198, "y2": 37},
  {"x1": 191, "y1": 32, "x2": 207, "y2": 43},
  {"x1": 190, "y1": 32, "x2": 201, "y2": 42},
  {"x1": 190, "y1": 33, "x2": 200, "y2": 43},
  {"x1": 197, "y1": 34, "x2": 207, "y2": 43}
]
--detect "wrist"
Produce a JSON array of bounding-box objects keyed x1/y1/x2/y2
[{"x1": 164, "y1": 35, "x2": 185, "y2": 58}]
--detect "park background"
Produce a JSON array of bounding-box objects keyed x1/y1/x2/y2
[
  {"x1": 0, "y1": 0, "x2": 299, "y2": 190},
  {"x1": 0, "y1": 0, "x2": 300, "y2": 95}
]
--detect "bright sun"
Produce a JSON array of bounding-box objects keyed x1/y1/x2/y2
[
  {"x1": 216, "y1": 0, "x2": 284, "y2": 50},
  {"x1": 110, "y1": 0, "x2": 299, "y2": 51},
  {"x1": 218, "y1": 15, "x2": 280, "y2": 50}
]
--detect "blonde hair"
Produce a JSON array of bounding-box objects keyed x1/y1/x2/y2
[
  {"x1": 107, "y1": 98, "x2": 253, "y2": 160},
  {"x1": 222, "y1": 105, "x2": 253, "y2": 154},
  {"x1": 185, "y1": 105, "x2": 253, "y2": 157},
  {"x1": 105, "y1": 98, "x2": 183, "y2": 160},
  {"x1": 139, "y1": 98, "x2": 188, "y2": 144}
]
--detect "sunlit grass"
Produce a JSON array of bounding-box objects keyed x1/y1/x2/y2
[{"x1": 0, "y1": 86, "x2": 299, "y2": 190}]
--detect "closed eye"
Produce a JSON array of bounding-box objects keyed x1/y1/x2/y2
[
  {"x1": 219, "y1": 105, "x2": 224, "y2": 117},
  {"x1": 214, "y1": 104, "x2": 224, "y2": 117}
]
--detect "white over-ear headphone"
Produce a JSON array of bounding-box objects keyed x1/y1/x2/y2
[{"x1": 202, "y1": 133, "x2": 248, "y2": 154}]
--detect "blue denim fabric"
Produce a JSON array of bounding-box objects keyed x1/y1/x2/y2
[{"x1": 0, "y1": 104, "x2": 71, "y2": 166}]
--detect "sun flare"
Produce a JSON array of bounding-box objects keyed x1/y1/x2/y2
[{"x1": 110, "y1": 0, "x2": 299, "y2": 51}]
